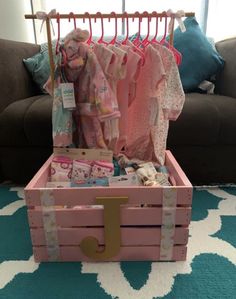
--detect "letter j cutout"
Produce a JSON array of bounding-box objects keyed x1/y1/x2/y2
[{"x1": 80, "y1": 196, "x2": 128, "y2": 260}]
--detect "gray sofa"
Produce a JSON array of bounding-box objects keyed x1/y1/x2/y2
[{"x1": 0, "y1": 37, "x2": 236, "y2": 184}]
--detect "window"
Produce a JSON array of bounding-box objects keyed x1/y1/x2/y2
[{"x1": 207, "y1": 0, "x2": 236, "y2": 41}]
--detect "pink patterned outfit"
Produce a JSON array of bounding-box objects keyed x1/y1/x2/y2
[
  {"x1": 99, "y1": 44, "x2": 127, "y2": 150},
  {"x1": 125, "y1": 44, "x2": 166, "y2": 162},
  {"x1": 125, "y1": 42, "x2": 185, "y2": 165},
  {"x1": 150, "y1": 43, "x2": 185, "y2": 165},
  {"x1": 61, "y1": 30, "x2": 120, "y2": 149},
  {"x1": 115, "y1": 45, "x2": 142, "y2": 155},
  {"x1": 75, "y1": 46, "x2": 121, "y2": 149},
  {"x1": 94, "y1": 43, "x2": 129, "y2": 150}
]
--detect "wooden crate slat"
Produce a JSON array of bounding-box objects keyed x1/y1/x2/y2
[
  {"x1": 33, "y1": 245, "x2": 187, "y2": 262},
  {"x1": 31, "y1": 227, "x2": 189, "y2": 246},
  {"x1": 165, "y1": 151, "x2": 192, "y2": 187},
  {"x1": 25, "y1": 186, "x2": 192, "y2": 206},
  {"x1": 28, "y1": 206, "x2": 191, "y2": 227}
]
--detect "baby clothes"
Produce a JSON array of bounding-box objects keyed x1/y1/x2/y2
[
  {"x1": 45, "y1": 28, "x2": 90, "y2": 147},
  {"x1": 60, "y1": 29, "x2": 120, "y2": 149},
  {"x1": 150, "y1": 43, "x2": 185, "y2": 165},
  {"x1": 93, "y1": 42, "x2": 115, "y2": 77},
  {"x1": 75, "y1": 46, "x2": 118, "y2": 149},
  {"x1": 93, "y1": 42, "x2": 118, "y2": 149},
  {"x1": 75, "y1": 46, "x2": 119, "y2": 120},
  {"x1": 103, "y1": 45, "x2": 127, "y2": 150},
  {"x1": 115, "y1": 45, "x2": 142, "y2": 155},
  {"x1": 48, "y1": 26, "x2": 184, "y2": 168},
  {"x1": 125, "y1": 44, "x2": 166, "y2": 161},
  {"x1": 152, "y1": 43, "x2": 185, "y2": 121}
]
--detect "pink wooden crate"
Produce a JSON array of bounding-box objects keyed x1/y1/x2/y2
[{"x1": 25, "y1": 150, "x2": 192, "y2": 262}]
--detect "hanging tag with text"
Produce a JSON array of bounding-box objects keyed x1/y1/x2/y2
[{"x1": 61, "y1": 83, "x2": 76, "y2": 109}]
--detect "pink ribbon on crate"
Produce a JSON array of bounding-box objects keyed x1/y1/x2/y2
[
  {"x1": 36, "y1": 9, "x2": 57, "y2": 35},
  {"x1": 167, "y1": 9, "x2": 186, "y2": 34}
]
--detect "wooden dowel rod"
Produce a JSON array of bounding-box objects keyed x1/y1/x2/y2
[
  {"x1": 169, "y1": 18, "x2": 175, "y2": 46},
  {"x1": 45, "y1": 17, "x2": 54, "y2": 95},
  {"x1": 25, "y1": 12, "x2": 195, "y2": 20}
]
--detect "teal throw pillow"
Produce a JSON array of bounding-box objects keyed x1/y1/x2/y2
[
  {"x1": 172, "y1": 17, "x2": 225, "y2": 92},
  {"x1": 23, "y1": 41, "x2": 58, "y2": 93},
  {"x1": 23, "y1": 50, "x2": 50, "y2": 93}
]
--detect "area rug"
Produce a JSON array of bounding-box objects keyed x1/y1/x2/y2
[{"x1": 0, "y1": 185, "x2": 235, "y2": 299}]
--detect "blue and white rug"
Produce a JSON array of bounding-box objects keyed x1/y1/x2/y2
[{"x1": 0, "y1": 185, "x2": 235, "y2": 299}]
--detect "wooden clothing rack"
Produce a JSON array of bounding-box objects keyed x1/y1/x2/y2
[{"x1": 25, "y1": 11, "x2": 195, "y2": 93}]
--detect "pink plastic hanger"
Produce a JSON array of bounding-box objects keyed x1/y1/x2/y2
[
  {"x1": 159, "y1": 13, "x2": 182, "y2": 65},
  {"x1": 150, "y1": 11, "x2": 159, "y2": 44},
  {"x1": 128, "y1": 12, "x2": 145, "y2": 65},
  {"x1": 84, "y1": 12, "x2": 93, "y2": 45},
  {"x1": 95, "y1": 12, "x2": 107, "y2": 44},
  {"x1": 143, "y1": 11, "x2": 159, "y2": 47},
  {"x1": 160, "y1": 13, "x2": 168, "y2": 45},
  {"x1": 121, "y1": 12, "x2": 129, "y2": 45},
  {"x1": 139, "y1": 11, "x2": 151, "y2": 48},
  {"x1": 69, "y1": 12, "x2": 76, "y2": 29},
  {"x1": 109, "y1": 12, "x2": 118, "y2": 45},
  {"x1": 132, "y1": 12, "x2": 142, "y2": 46}
]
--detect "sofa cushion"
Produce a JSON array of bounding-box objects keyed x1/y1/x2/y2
[
  {"x1": 215, "y1": 37, "x2": 236, "y2": 99},
  {"x1": 0, "y1": 39, "x2": 40, "y2": 114},
  {"x1": 0, "y1": 95, "x2": 52, "y2": 147},
  {"x1": 167, "y1": 93, "x2": 236, "y2": 146}
]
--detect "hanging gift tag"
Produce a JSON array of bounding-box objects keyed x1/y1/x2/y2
[{"x1": 61, "y1": 83, "x2": 76, "y2": 109}]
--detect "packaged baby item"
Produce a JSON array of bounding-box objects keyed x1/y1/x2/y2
[
  {"x1": 133, "y1": 162, "x2": 171, "y2": 186},
  {"x1": 108, "y1": 173, "x2": 141, "y2": 186},
  {"x1": 71, "y1": 159, "x2": 92, "y2": 182},
  {"x1": 90, "y1": 161, "x2": 114, "y2": 178},
  {"x1": 50, "y1": 156, "x2": 73, "y2": 182}
]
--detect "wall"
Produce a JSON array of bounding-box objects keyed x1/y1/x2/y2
[{"x1": 0, "y1": 0, "x2": 35, "y2": 43}]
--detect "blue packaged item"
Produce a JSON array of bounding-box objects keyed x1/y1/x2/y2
[
  {"x1": 156, "y1": 166, "x2": 169, "y2": 176},
  {"x1": 113, "y1": 158, "x2": 121, "y2": 176}
]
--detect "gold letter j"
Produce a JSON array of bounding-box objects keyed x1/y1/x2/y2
[{"x1": 80, "y1": 196, "x2": 128, "y2": 260}]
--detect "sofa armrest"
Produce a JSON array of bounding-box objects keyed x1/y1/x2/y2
[
  {"x1": 0, "y1": 39, "x2": 40, "y2": 113},
  {"x1": 215, "y1": 37, "x2": 236, "y2": 99}
]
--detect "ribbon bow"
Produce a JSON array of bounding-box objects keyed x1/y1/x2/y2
[
  {"x1": 167, "y1": 9, "x2": 186, "y2": 34},
  {"x1": 36, "y1": 9, "x2": 57, "y2": 35}
]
